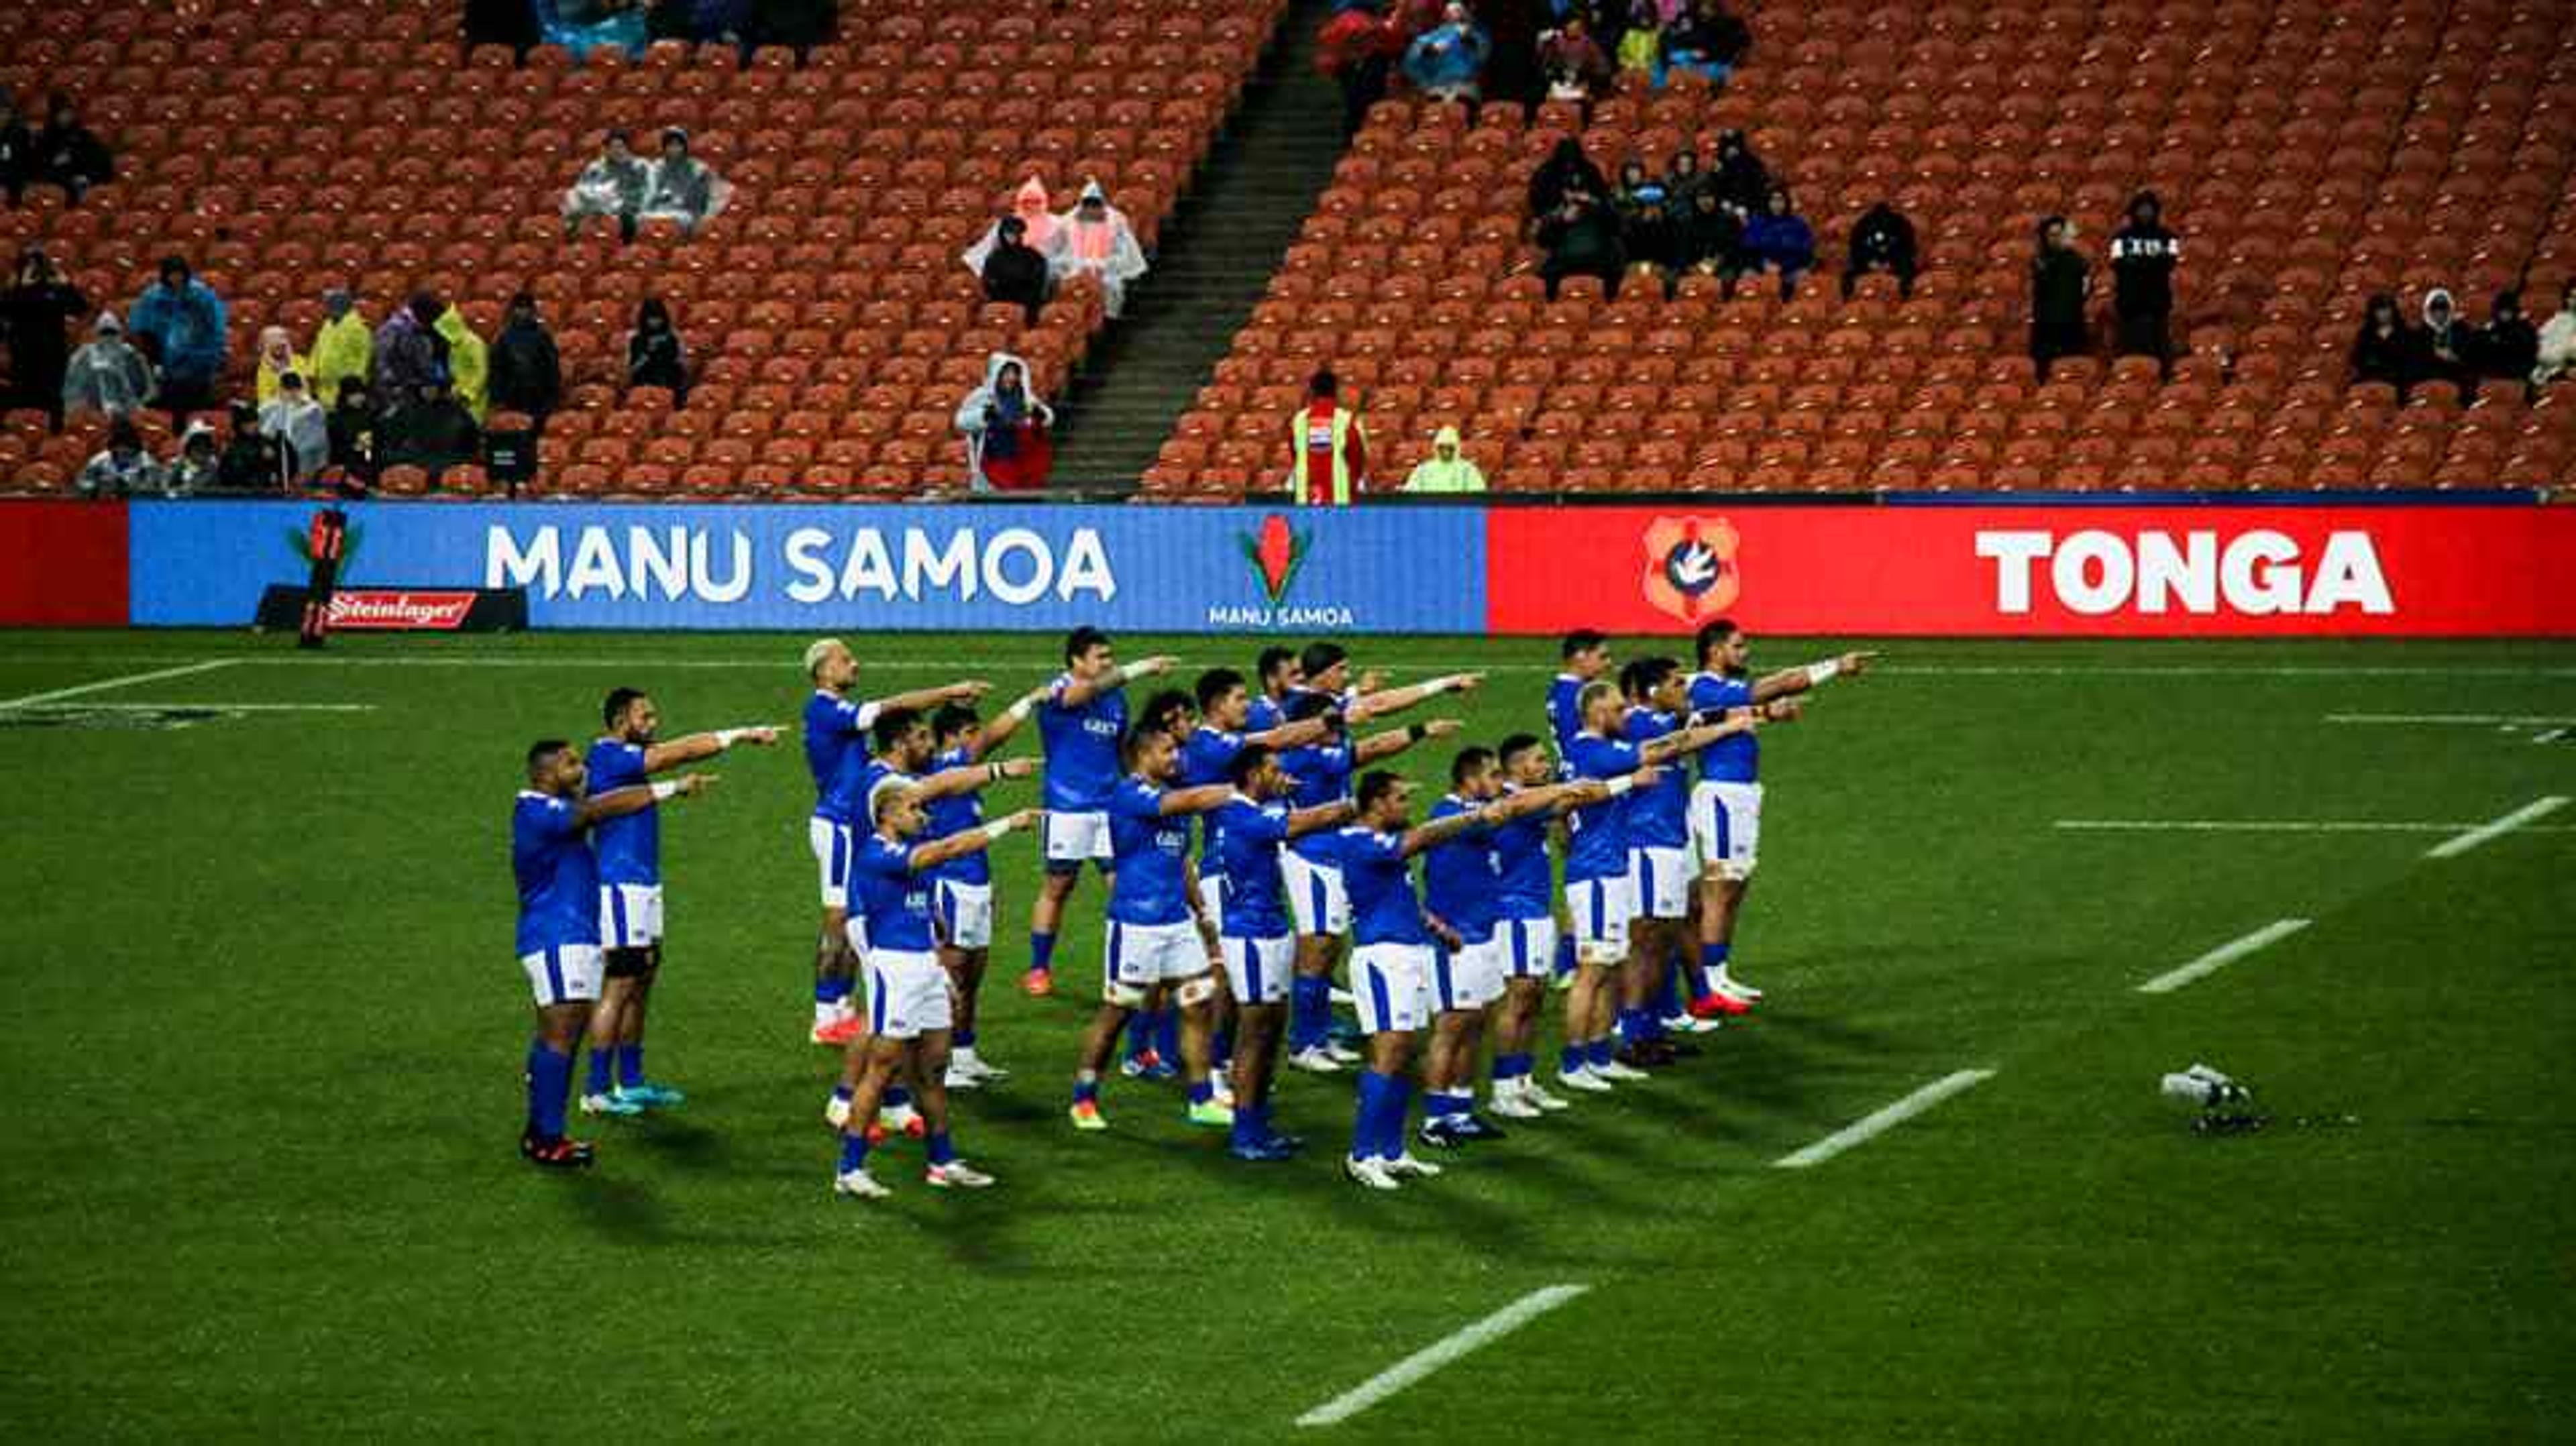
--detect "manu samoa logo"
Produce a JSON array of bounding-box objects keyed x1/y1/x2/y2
[
  {"x1": 1239, "y1": 512, "x2": 1311, "y2": 605},
  {"x1": 1641, "y1": 516, "x2": 1740, "y2": 623}
]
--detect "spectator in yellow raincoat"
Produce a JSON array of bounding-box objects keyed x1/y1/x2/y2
[
  {"x1": 309, "y1": 288, "x2": 372, "y2": 406},
  {"x1": 253, "y1": 325, "x2": 310, "y2": 406},
  {"x1": 435, "y1": 304, "x2": 490, "y2": 423}
]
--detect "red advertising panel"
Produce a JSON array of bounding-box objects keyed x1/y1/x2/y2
[
  {"x1": 0, "y1": 500, "x2": 128, "y2": 625},
  {"x1": 1485, "y1": 506, "x2": 2576, "y2": 636}
]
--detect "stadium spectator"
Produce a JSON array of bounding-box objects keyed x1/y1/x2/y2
[
  {"x1": 1401, "y1": 425, "x2": 1486, "y2": 492},
  {"x1": 437, "y1": 305, "x2": 490, "y2": 423},
  {"x1": 310, "y1": 289, "x2": 372, "y2": 406},
  {"x1": 1709, "y1": 129, "x2": 1770, "y2": 213},
  {"x1": 215, "y1": 399, "x2": 288, "y2": 490},
  {"x1": 1621, "y1": 184, "x2": 1682, "y2": 294},
  {"x1": 1536, "y1": 17, "x2": 1614, "y2": 101},
  {"x1": 1678, "y1": 185, "x2": 1744, "y2": 292},
  {"x1": 1318, "y1": 1, "x2": 1402, "y2": 137},
  {"x1": 1659, "y1": 0, "x2": 1748, "y2": 87},
  {"x1": 488, "y1": 292, "x2": 564, "y2": 425},
  {"x1": 2535, "y1": 282, "x2": 2576, "y2": 387},
  {"x1": 954, "y1": 352, "x2": 1055, "y2": 492},
  {"x1": 2468, "y1": 290, "x2": 2538, "y2": 396},
  {"x1": 3, "y1": 245, "x2": 87, "y2": 430},
  {"x1": 627, "y1": 296, "x2": 690, "y2": 403},
  {"x1": 1403, "y1": 3, "x2": 1492, "y2": 104},
  {"x1": 965, "y1": 178, "x2": 1060, "y2": 270},
  {"x1": 1662, "y1": 146, "x2": 1706, "y2": 204},
  {"x1": 327, "y1": 378, "x2": 380, "y2": 483},
  {"x1": 253, "y1": 325, "x2": 309, "y2": 407},
  {"x1": 1612, "y1": 157, "x2": 1653, "y2": 209},
  {"x1": 639, "y1": 128, "x2": 731, "y2": 233},
  {"x1": 62, "y1": 310, "x2": 152, "y2": 421},
  {"x1": 2348, "y1": 293, "x2": 2418, "y2": 397},
  {"x1": 1288, "y1": 368, "x2": 1369, "y2": 504},
  {"x1": 1841, "y1": 201, "x2": 1917, "y2": 299},
  {"x1": 974, "y1": 217, "x2": 1053, "y2": 325},
  {"x1": 753, "y1": 0, "x2": 839, "y2": 59},
  {"x1": 33, "y1": 95, "x2": 112, "y2": 206},
  {"x1": 1536, "y1": 184, "x2": 1625, "y2": 299},
  {"x1": 2029, "y1": 215, "x2": 2091, "y2": 380},
  {"x1": 262, "y1": 372, "x2": 330, "y2": 484},
  {"x1": 539, "y1": 0, "x2": 649, "y2": 60},
  {"x1": 1527, "y1": 137, "x2": 1608, "y2": 219},
  {"x1": 2418, "y1": 288, "x2": 2471, "y2": 396},
  {"x1": 1613, "y1": 1, "x2": 1664, "y2": 82},
  {"x1": 562, "y1": 131, "x2": 649, "y2": 241},
  {"x1": 165, "y1": 419, "x2": 221, "y2": 494},
  {"x1": 2108, "y1": 190, "x2": 2179, "y2": 373},
  {"x1": 126, "y1": 257, "x2": 228, "y2": 422},
  {"x1": 1741, "y1": 186, "x2": 1814, "y2": 298},
  {"x1": 372, "y1": 292, "x2": 451, "y2": 402},
  {"x1": 380, "y1": 380, "x2": 482, "y2": 480},
  {"x1": 0, "y1": 96, "x2": 30, "y2": 206},
  {"x1": 76, "y1": 415, "x2": 161, "y2": 497},
  {"x1": 1049, "y1": 181, "x2": 1149, "y2": 320}
]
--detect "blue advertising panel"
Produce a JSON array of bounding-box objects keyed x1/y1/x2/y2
[{"x1": 126, "y1": 501, "x2": 1487, "y2": 633}]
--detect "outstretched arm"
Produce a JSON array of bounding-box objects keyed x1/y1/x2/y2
[
  {"x1": 1348, "y1": 671, "x2": 1482, "y2": 722},
  {"x1": 1057, "y1": 655, "x2": 1179, "y2": 708},
  {"x1": 1355, "y1": 717, "x2": 1463, "y2": 763},
  {"x1": 905, "y1": 808, "x2": 1040, "y2": 871},
  {"x1": 1158, "y1": 782, "x2": 1236, "y2": 817},
  {"x1": 641, "y1": 724, "x2": 780, "y2": 773},
  {"x1": 912, "y1": 755, "x2": 1038, "y2": 801},
  {"x1": 1246, "y1": 713, "x2": 1338, "y2": 750},
  {"x1": 1641, "y1": 714, "x2": 1754, "y2": 765},
  {"x1": 1750, "y1": 651, "x2": 1877, "y2": 704},
  {"x1": 1397, "y1": 802, "x2": 1493, "y2": 858},
  {"x1": 873, "y1": 679, "x2": 994, "y2": 716},
  {"x1": 573, "y1": 773, "x2": 712, "y2": 826},
  {"x1": 1286, "y1": 799, "x2": 1358, "y2": 838},
  {"x1": 961, "y1": 686, "x2": 1049, "y2": 760},
  {"x1": 1487, "y1": 779, "x2": 1608, "y2": 824}
]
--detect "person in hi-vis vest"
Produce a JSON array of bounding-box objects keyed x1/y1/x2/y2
[{"x1": 1286, "y1": 368, "x2": 1368, "y2": 505}]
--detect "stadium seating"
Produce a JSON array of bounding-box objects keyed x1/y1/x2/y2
[
  {"x1": 0, "y1": 0, "x2": 1283, "y2": 494},
  {"x1": 1146, "y1": 0, "x2": 2576, "y2": 497}
]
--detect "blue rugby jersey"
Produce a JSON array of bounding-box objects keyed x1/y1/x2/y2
[
  {"x1": 1038, "y1": 671, "x2": 1126, "y2": 812},
  {"x1": 1686, "y1": 672, "x2": 1759, "y2": 783},
  {"x1": 1619, "y1": 708, "x2": 1691, "y2": 850},
  {"x1": 1489, "y1": 793, "x2": 1555, "y2": 922},
  {"x1": 1279, "y1": 735, "x2": 1354, "y2": 865},
  {"x1": 1106, "y1": 777, "x2": 1195, "y2": 926},
  {"x1": 851, "y1": 834, "x2": 936, "y2": 952},
  {"x1": 513, "y1": 791, "x2": 601, "y2": 956},
  {"x1": 1421, "y1": 795, "x2": 1499, "y2": 944},
  {"x1": 1337, "y1": 826, "x2": 1428, "y2": 948},
  {"x1": 802, "y1": 690, "x2": 879, "y2": 822},
  {"x1": 1212, "y1": 795, "x2": 1295, "y2": 940},
  {"x1": 1561, "y1": 732, "x2": 1644, "y2": 883},
  {"x1": 921, "y1": 744, "x2": 989, "y2": 887},
  {"x1": 585, "y1": 738, "x2": 659, "y2": 886}
]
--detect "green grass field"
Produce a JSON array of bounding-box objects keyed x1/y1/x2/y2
[{"x1": 2, "y1": 628, "x2": 2571, "y2": 1441}]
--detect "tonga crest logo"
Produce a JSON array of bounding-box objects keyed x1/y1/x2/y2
[{"x1": 1641, "y1": 516, "x2": 1741, "y2": 622}]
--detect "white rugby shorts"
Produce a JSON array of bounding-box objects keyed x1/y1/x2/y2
[
  {"x1": 1224, "y1": 933, "x2": 1295, "y2": 1006},
  {"x1": 598, "y1": 883, "x2": 664, "y2": 948},
  {"x1": 1283, "y1": 851, "x2": 1348, "y2": 936},
  {"x1": 1564, "y1": 873, "x2": 1636, "y2": 964},
  {"x1": 1688, "y1": 781, "x2": 1762, "y2": 881},
  {"x1": 1042, "y1": 809, "x2": 1114, "y2": 868},
  {"x1": 1105, "y1": 918, "x2": 1207, "y2": 995},
  {"x1": 1352, "y1": 942, "x2": 1433, "y2": 1035},
  {"x1": 809, "y1": 816, "x2": 851, "y2": 910},
  {"x1": 1629, "y1": 846, "x2": 1690, "y2": 920},
  {"x1": 933, "y1": 878, "x2": 993, "y2": 950},
  {"x1": 1430, "y1": 937, "x2": 1504, "y2": 1011},
  {"x1": 1495, "y1": 915, "x2": 1558, "y2": 980},
  {"x1": 865, "y1": 950, "x2": 953, "y2": 1040},
  {"x1": 521, "y1": 944, "x2": 602, "y2": 1007}
]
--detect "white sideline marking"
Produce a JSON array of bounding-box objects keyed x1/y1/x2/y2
[
  {"x1": 6, "y1": 701, "x2": 378, "y2": 714},
  {"x1": 2326, "y1": 713, "x2": 2576, "y2": 726},
  {"x1": 1772, "y1": 1069, "x2": 1996, "y2": 1169},
  {"x1": 2137, "y1": 919, "x2": 2312, "y2": 995},
  {"x1": 0, "y1": 659, "x2": 237, "y2": 709},
  {"x1": 2055, "y1": 819, "x2": 2576, "y2": 836},
  {"x1": 2425, "y1": 796, "x2": 2571, "y2": 860},
  {"x1": 1295, "y1": 1284, "x2": 1590, "y2": 1428}
]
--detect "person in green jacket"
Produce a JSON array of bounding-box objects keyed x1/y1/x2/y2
[{"x1": 1401, "y1": 425, "x2": 1487, "y2": 493}]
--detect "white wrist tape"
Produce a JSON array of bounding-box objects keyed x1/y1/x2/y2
[
  {"x1": 985, "y1": 818, "x2": 1018, "y2": 842},
  {"x1": 1807, "y1": 660, "x2": 1841, "y2": 687},
  {"x1": 715, "y1": 728, "x2": 745, "y2": 748},
  {"x1": 1605, "y1": 775, "x2": 1637, "y2": 797},
  {"x1": 650, "y1": 781, "x2": 681, "y2": 801},
  {"x1": 1007, "y1": 698, "x2": 1034, "y2": 722}
]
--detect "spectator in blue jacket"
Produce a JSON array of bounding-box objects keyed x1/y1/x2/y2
[
  {"x1": 1741, "y1": 186, "x2": 1813, "y2": 299},
  {"x1": 126, "y1": 256, "x2": 229, "y2": 423},
  {"x1": 1403, "y1": 3, "x2": 1492, "y2": 103}
]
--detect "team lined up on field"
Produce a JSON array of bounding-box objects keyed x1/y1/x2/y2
[{"x1": 505, "y1": 626, "x2": 1869, "y2": 1190}]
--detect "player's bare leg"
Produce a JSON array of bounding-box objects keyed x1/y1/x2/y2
[
  {"x1": 1419, "y1": 1005, "x2": 1498, "y2": 1146},
  {"x1": 1230, "y1": 1001, "x2": 1287, "y2": 1125},
  {"x1": 1289, "y1": 934, "x2": 1352, "y2": 1070},
  {"x1": 1025, "y1": 869, "x2": 1077, "y2": 994},
  {"x1": 1175, "y1": 974, "x2": 1231, "y2": 1127},
  {"x1": 941, "y1": 940, "x2": 1004, "y2": 1085},
  {"x1": 525, "y1": 999, "x2": 597, "y2": 1166},
  {"x1": 1690, "y1": 873, "x2": 1758, "y2": 1014},
  {"x1": 830, "y1": 1035, "x2": 904, "y2": 1199},
  {"x1": 1068, "y1": 995, "x2": 1138, "y2": 1129},
  {"x1": 1615, "y1": 920, "x2": 1678, "y2": 1068},
  {"x1": 1123, "y1": 981, "x2": 1176, "y2": 1079},
  {"x1": 812, "y1": 913, "x2": 862, "y2": 1042}
]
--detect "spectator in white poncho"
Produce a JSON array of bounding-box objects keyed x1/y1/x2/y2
[
  {"x1": 639, "y1": 127, "x2": 732, "y2": 233},
  {"x1": 962, "y1": 177, "x2": 1061, "y2": 273},
  {"x1": 562, "y1": 130, "x2": 650, "y2": 241},
  {"x1": 1047, "y1": 180, "x2": 1148, "y2": 320}
]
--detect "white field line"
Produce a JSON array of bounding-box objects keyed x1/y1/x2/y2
[
  {"x1": 5, "y1": 701, "x2": 378, "y2": 714},
  {"x1": 1772, "y1": 1069, "x2": 1996, "y2": 1170},
  {"x1": 2137, "y1": 919, "x2": 2312, "y2": 995},
  {"x1": 0, "y1": 659, "x2": 237, "y2": 709},
  {"x1": 1294, "y1": 1285, "x2": 1591, "y2": 1428},
  {"x1": 2055, "y1": 819, "x2": 2576, "y2": 836},
  {"x1": 2325, "y1": 714, "x2": 2576, "y2": 726},
  {"x1": 14, "y1": 655, "x2": 2576, "y2": 679},
  {"x1": 2425, "y1": 797, "x2": 2571, "y2": 860}
]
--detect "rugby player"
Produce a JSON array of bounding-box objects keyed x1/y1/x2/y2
[
  {"x1": 923, "y1": 691, "x2": 1046, "y2": 1089},
  {"x1": 1558, "y1": 682, "x2": 1748, "y2": 1094},
  {"x1": 1067, "y1": 724, "x2": 1235, "y2": 1130},
  {"x1": 831, "y1": 781, "x2": 1036, "y2": 1201},
  {"x1": 799, "y1": 637, "x2": 988, "y2": 1044},
  {"x1": 1246, "y1": 646, "x2": 1301, "y2": 731},
  {"x1": 1208, "y1": 742, "x2": 1356, "y2": 1160},
  {"x1": 1024, "y1": 627, "x2": 1179, "y2": 997},
  {"x1": 1484, "y1": 734, "x2": 1599, "y2": 1117},
  {"x1": 1278, "y1": 694, "x2": 1464, "y2": 1073},
  {"x1": 1548, "y1": 630, "x2": 1615, "y2": 755},
  {"x1": 579, "y1": 688, "x2": 779, "y2": 1117},
  {"x1": 1685, "y1": 622, "x2": 1873, "y2": 1010},
  {"x1": 1613, "y1": 658, "x2": 1720, "y2": 1067},
  {"x1": 1334, "y1": 769, "x2": 1576, "y2": 1190},
  {"x1": 512, "y1": 740, "x2": 710, "y2": 1169}
]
